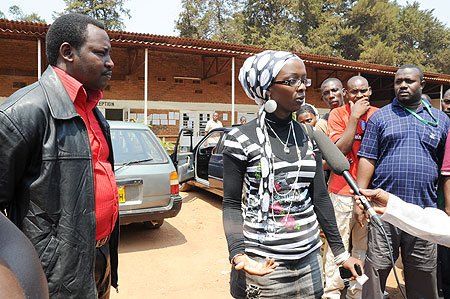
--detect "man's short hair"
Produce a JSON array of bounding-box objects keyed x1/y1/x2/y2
[
  {"x1": 320, "y1": 78, "x2": 343, "y2": 90},
  {"x1": 347, "y1": 75, "x2": 369, "y2": 87},
  {"x1": 398, "y1": 64, "x2": 424, "y2": 81},
  {"x1": 444, "y1": 89, "x2": 450, "y2": 97},
  {"x1": 46, "y1": 13, "x2": 105, "y2": 66}
]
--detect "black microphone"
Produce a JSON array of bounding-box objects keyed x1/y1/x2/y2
[{"x1": 312, "y1": 130, "x2": 383, "y2": 227}]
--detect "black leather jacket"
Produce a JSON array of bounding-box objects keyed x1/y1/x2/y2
[{"x1": 0, "y1": 66, "x2": 119, "y2": 298}]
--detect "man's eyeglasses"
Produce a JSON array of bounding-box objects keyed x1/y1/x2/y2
[{"x1": 273, "y1": 78, "x2": 312, "y2": 88}]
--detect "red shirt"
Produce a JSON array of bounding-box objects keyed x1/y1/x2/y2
[
  {"x1": 441, "y1": 129, "x2": 450, "y2": 176},
  {"x1": 328, "y1": 104, "x2": 379, "y2": 196},
  {"x1": 53, "y1": 66, "x2": 118, "y2": 240}
]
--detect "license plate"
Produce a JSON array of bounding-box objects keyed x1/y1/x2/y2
[{"x1": 118, "y1": 186, "x2": 125, "y2": 203}]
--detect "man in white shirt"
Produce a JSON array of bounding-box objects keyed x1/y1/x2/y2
[
  {"x1": 354, "y1": 188, "x2": 450, "y2": 248},
  {"x1": 204, "y1": 112, "x2": 223, "y2": 145},
  {"x1": 205, "y1": 112, "x2": 223, "y2": 135}
]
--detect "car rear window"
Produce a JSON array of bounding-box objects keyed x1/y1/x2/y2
[{"x1": 111, "y1": 129, "x2": 167, "y2": 164}]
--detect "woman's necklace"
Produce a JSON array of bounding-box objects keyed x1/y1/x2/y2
[
  {"x1": 270, "y1": 122, "x2": 302, "y2": 198},
  {"x1": 266, "y1": 121, "x2": 292, "y2": 154},
  {"x1": 263, "y1": 122, "x2": 303, "y2": 225}
]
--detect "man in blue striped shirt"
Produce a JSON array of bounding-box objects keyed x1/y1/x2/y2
[{"x1": 356, "y1": 64, "x2": 450, "y2": 299}]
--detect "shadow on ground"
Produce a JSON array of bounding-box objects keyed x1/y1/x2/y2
[
  {"x1": 386, "y1": 285, "x2": 409, "y2": 299},
  {"x1": 180, "y1": 187, "x2": 223, "y2": 209},
  {"x1": 118, "y1": 221, "x2": 187, "y2": 253}
]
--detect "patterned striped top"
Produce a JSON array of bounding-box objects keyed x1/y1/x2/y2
[{"x1": 223, "y1": 119, "x2": 323, "y2": 260}]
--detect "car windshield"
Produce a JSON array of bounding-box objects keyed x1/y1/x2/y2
[{"x1": 111, "y1": 129, "x2": 167, "y2": 164}]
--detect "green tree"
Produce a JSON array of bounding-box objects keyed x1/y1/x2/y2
[
  {"x1": 342, "y1": 0, "x2": 399, "y2": 61},
  {"x1": 263, "y1": 24, "x2": 308, "y2": 53},
  {"x1": 430, "y1": 48, "x2": 450, "y2": 75},
  {"x1": 6, "y1": 5, "x2": 46, "y2": 23},
  {"x1": 358, "y1": 35, "x2": 398, "y2": 65},
  {"x1": 303, "y1": 16, "x2": 346, "y2": 58},
  {"x1": 0, "y1": 10, "x2": 5, "y2": 19},
  {"x1": 176, "y1": 0, "x2": 242, "y2": 41},
  {"x1": 241, "y1": 0, "x2": 290, "y2": 43},
  {"x1": 175, "y1": 0, "x2": 204, "y2": 38},
  {"x1": 175, "y1": 0, "x2": 450, "y2": 74},
  {"x1": 59, "y1": 0, "x2": 130, "y2": 31},
  {"x1": 396, "y1": 2, "x2": 449, "y2": 73}
]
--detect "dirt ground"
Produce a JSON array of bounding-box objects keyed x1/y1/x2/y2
[{"x1": 111, "y1": 188, "x2": 405, "y2": 299}]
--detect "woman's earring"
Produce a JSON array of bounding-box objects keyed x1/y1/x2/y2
[{"x1": 264, "y1": 97, "x2": 277, "y2": 113}]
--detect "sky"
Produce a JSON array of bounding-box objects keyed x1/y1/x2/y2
[{"x1": 0, "y1": 0, "x2": 448, "y2": 36}]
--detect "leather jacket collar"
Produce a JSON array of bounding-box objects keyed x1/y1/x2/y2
[{"x1": 40, "y1": 65, "x2": 81, "y2": 120}]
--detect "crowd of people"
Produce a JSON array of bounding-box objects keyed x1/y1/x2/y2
[
  {"x1": 222, "y1": 49, "x2": 450, "y2": 299},
  {"x1": 0, "y1": 12, "x2": 450, "y2": 299}
]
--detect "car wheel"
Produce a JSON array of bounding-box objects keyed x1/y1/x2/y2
[
  {"x1": 180, "y1": 182, "x2": 191, "y2": 192},
  {"x1": 143, "y1": 220, "x2": 164, "y2": 229}
]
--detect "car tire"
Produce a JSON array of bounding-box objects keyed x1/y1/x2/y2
[
  {"x1": 180, "y1": 182, "x2": 191, "y2": 192},
  {"x1": 143, "y1": 220, "x2": 164, "y2": 229}
]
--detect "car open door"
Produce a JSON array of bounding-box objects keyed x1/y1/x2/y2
[
  {"x1": 208, "y1": 132, "x2": 226, "y2": 191},
  {"x1": 171, "y1": 128, "x2": 194, "y2": 183}
]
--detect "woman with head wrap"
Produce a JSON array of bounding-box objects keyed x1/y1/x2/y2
[{"x1": 222, "y1": 50, "x2": 362, "y2": 298}]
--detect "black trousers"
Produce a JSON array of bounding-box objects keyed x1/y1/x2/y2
[
  {"x1": 95, "y1": 242, "x2": 111, "y2": 299},
  {"x1": 438, "y1": 245, "x2": 450, "y2": 299}
]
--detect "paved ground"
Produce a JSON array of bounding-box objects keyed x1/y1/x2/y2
[{"x1": 111, "y1": 188, "x2": 405, "y2": 299}]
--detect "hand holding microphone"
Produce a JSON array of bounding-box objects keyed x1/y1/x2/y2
[
  {"x1": 312, "y1": 130, "x2": 383, "y2": 227},
  {"x1": 354, "y1": 188, "x2": 389, "y2": 215}
]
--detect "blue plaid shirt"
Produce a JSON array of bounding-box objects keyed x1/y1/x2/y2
[{"x1": 358, "y1": 98, "x2": 450, "y2": 208}]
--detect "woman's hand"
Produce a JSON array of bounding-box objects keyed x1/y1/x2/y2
[
  {"x1": 233, "y1": 254, "x2": 279, "y2": 276},
  {"x1": 342, "y1": 256, "x2": 364, "y2": 280}
]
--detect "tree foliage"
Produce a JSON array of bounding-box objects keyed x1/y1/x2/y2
[
  {"x1": 59, "y1": 0, "x2": 131, "y2": 31},
  {"x1": 1, "y1": 5, "x2": 46, "y2": 23},
  {"x1": 176, "y1": 0, "x2": 242, "y2": 41},
  {"x1": 176, "y1": 0, "x2": 450, "y2": 74}
]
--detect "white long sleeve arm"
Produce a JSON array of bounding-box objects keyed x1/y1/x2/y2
[{"x1": 382, "y1": 194, "x2": 450, "y2": 247}]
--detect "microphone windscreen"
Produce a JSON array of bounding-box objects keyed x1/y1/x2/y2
[{"x1": 312, "y1": 130, "x2": 350, "y2": 175}]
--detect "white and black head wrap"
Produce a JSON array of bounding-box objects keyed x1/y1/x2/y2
[
  {"x1": 239, "y1": 50, "x2": 301, "y2": 105},
  {"x1": 238, "y1": 50, "x2": 304, "y2": 226}
]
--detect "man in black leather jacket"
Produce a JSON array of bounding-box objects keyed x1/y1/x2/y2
[{"x1": 0, "y1": 13, "x2": 119, "y2": 298}]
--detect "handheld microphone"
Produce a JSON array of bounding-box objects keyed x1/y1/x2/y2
[{"x1": 312, "y1": 130, "x2": 383, "y2": 227}]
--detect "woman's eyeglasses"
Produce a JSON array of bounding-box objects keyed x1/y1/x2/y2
[{"x1": 272, "y1": 78, "x2": 312, "y2": 88}]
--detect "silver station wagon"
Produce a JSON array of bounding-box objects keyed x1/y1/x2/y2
[{"x1": 110, "y1": 121, "x2": 182, "y2": 228}]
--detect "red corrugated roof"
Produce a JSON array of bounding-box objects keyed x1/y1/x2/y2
[{"x1": 1, "y1": 18, "x2": 449, "y2": 83}]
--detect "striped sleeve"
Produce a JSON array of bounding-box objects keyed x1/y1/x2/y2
[{"x1": 223, "y1": 128, "x2": 247, "y2": 161}]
